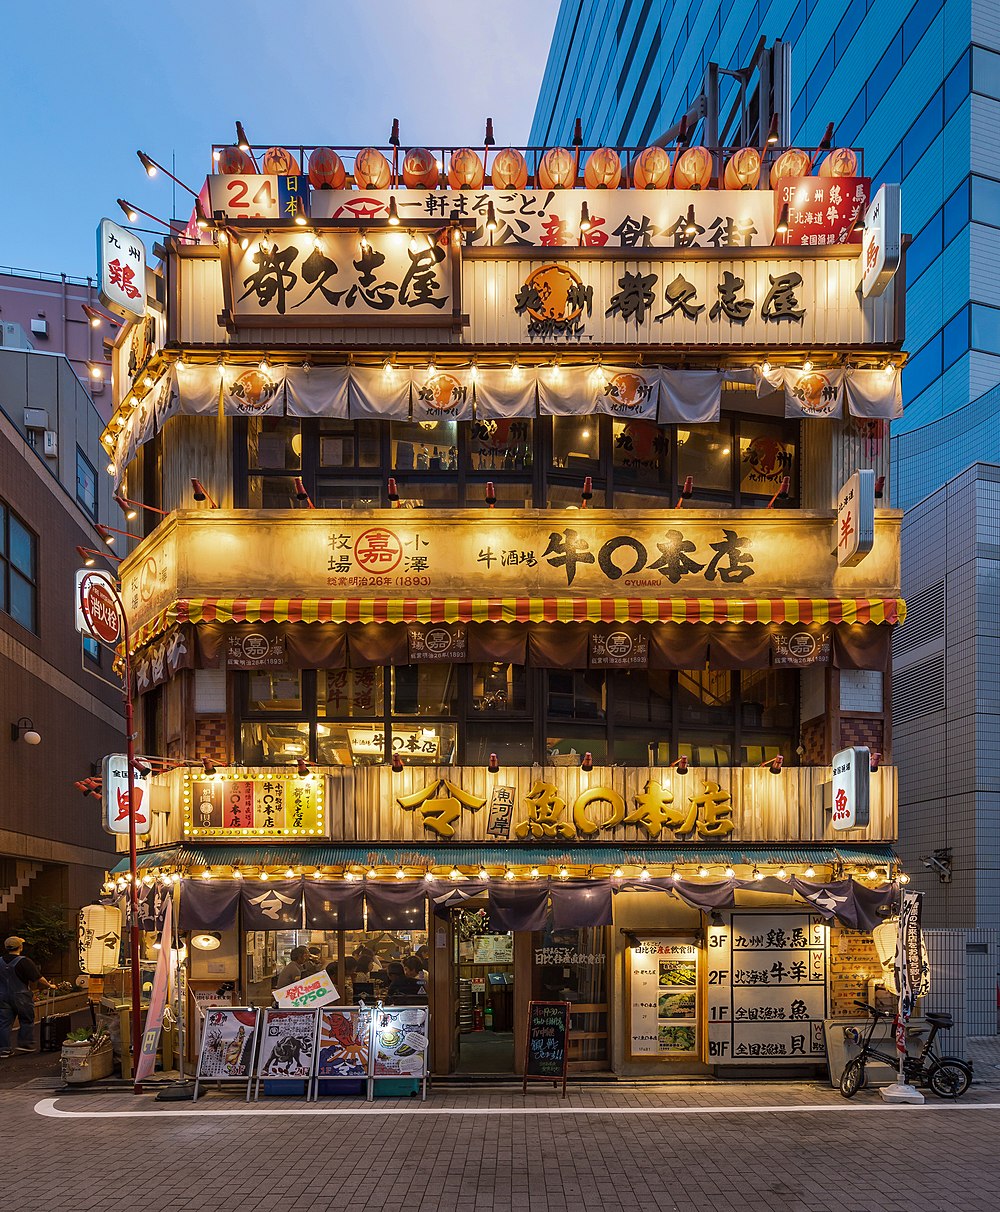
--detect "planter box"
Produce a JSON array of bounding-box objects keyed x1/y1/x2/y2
[{"x1": 61, "y1": 1042, "x2": 114, "y2": 1085}]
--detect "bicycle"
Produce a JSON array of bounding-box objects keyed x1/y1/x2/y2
[{"x1": 839, "y1": 998, "x2": 972, "y2": 1099}]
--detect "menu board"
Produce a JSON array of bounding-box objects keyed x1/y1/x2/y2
[
  {"x1": 706, "y1": 913, "x2": 828, "y2": 1064},
  {"x1": 523, "y1": 1000, "x2": 569, "y2": 1095},
  {"x1": 371, "y1": 1006, "x2": 429, "y2": 1078},
  {"x1": 316, "y1": 1006, "x2": 372, "y2": 1080},
  {"x1": 629, "y1": 939, "x2": 699, "y2": 1057},
  {"x1": 194, "y1": 1008, "x2": 259, "y2": 1094}
]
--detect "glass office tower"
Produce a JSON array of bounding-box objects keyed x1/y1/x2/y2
[{"x1": 531, "y1": 0, "x2": 1000, "y2": 439}]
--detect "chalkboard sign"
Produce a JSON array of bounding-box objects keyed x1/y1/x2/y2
[{"x1": 523, "y1": 1000, "x2": 569, "y2": 1096}]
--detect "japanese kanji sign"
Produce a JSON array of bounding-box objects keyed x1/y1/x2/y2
[
  {"x1": 102, "y1": 753, "x2": 152, "y2": 837},
  {"x1": 223, "y1": 231, "x2": 452, "y2": 322},
  {"x1": 184, "y1": 773, "x2": 325, "y2": 837},
  {"x1": 836, "y1": 470, "x2": 875, "y2": 567},
  {"x1": 98, "y1": 217, "x2": 146, "y2": 320},
  {"x1": 772, "y1": 177, "x2": 870, "y2": 247},
  {"x1": 831, "y1": 746, "x2": 871, "y2": 831}
]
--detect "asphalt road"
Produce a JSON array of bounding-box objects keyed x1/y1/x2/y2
[{"x1": 4, "y1": 1061, "x2": 1000, "y2": 1212}]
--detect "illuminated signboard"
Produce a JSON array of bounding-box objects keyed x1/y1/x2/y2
[{"x1": 183, "y1": 773, "x2": 325, "y2": 838}]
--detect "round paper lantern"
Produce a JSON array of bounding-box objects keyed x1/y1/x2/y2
[
  {"x1": 723, "y1": 147, "x2": 761, "y2": 190},
  {"x1": 819, "y1": 147, "x2": 859, "y2": 178},
  {"x1": 354, "y1": 147, "x2": 392, "y2": 190},
  {"x1": 490, "y1": 147, "x2": 529, "y2": 189},
  {"x1": 631, "y1": 145, "x2": 671, "y2": 189},
  {"x1": 308, "y1": 147, "x2": 346, "y2": 190},
  {"x1": 216, "y1": 146, "x2": 255, "y2": 175},
  {"x1": 448, "y1": 148, "x2": 485, "y2": 190},
  {"x1": 769, "y1": 148, "x2": 812, "y2": 187},
  {"x1": 583, "y1": 147, "x2": 622, "y2": 189},
  {"x1": 402, "y1": 147, "x2": 439, "y2": 189},
  {"x1": 537, "y1": 147, "x2": 577, "y2": 190},
  {"x1": 260, "y1": 147, "x2": 301, "y2": 175},
  {"x1": 78, "y1": 904, "x2": 122, "y2": 975},
  {"x1": 673, "y1": 146, "x2": 713, "y2": 190}
]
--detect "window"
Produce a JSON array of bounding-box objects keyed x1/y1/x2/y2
[
  {"x1": 902, "y1": 333, "x2": 942, "y2": 401},
  {"x1": 75, "y1": 448, "x2": 97, "y2": 519},
  {"x1": 943, "y1": 306, "x2": 970, "y2": 369},
  {"x1": 867, "y1": 34, "x2": 902, "y2": 117},
  {"x1": 971, "y1": 305, "x2": 1000, "y2": 354},
  {"x1": 944, "y1": 50, "x2": 970, "y2": 122},
  {"x1": 943, "y1": 180, "x2": 970, "y2": 245},
  {"x1": 972, "y1": 176, "x2": 1000, "y2": 229},
  {"x1": 902, "y1": 0, "x2": 940, "y2": 58},
  {"x1": 905, "y1": 211, "x2": 943, "y2": 287},
  {"x1": 901, "y1": 88, "x2": 943, "y2": 177},
  {"x1": 0, "y1": 503, "x2": 37, "y2": 633},
  {"x1": 552, "y1": 416, "x2": 599, "y2": 470},
  {"x1": 83, "y1": 634, "x2": 101, "y2": 664},
  {"x1": 973, "y1": 46, "x2": 1000, "y2": 102}
]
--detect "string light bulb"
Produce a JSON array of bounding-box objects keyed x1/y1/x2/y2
[
  {"x1": 698, "y1": 866, "x2": 709, "y2": 879},
  {"x1": 424, "y1": 870, "x2": 435, "y2": 882},
  {"x1": 724, "y1": 866, "x2": 735, "y2": 878},
  {"x1": 478, "y1": 867, "x2": 489, "y2": 881},
  {"x1": 449, "y1": 866, "x2": 461, "y2": 881},
  {"x1": 504, "y1": 868, "x2": 515, "y2": 881},
  {"x1": 639, "y1": 866, "x2": 650, "y2": 881},
  {"x1": 804, "y1": 866, "x2": 816, "y2": 879},
  {"x1": 776, "y1": 867, "x2": 787, "y2": 879},
  {"x1": 613, "y1": 866, "x2": 624, "y2": 878},
  {"x1": 530, "y1": 866, "x2": 540, "y2": 879},
  {"x1": 259, "y1": 870, "x2": 270, "y2": 881},
  {"x1": 367, "y1": 868, "x2": 378, "y2": 880},
  {"x1": 753, "y1": 868, "x2": 764, "y2": 881},
  {"x1": 395, "y1": 867, "x2": 406, "y2": 880}
]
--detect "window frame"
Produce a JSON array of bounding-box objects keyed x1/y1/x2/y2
[{"x1": 0, "y1": 500, "x2": 38, "y2": 635}]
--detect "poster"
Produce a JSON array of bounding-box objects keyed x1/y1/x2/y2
[
  {"x1": 273, "y1": 968, "x2": 340, "y2": 1008},
  {"x1": 473, "y1": 934, "x2": 514, "y2": 965},
  {"x1": 629, "y1": 939, "x2": 699, "y2": 1056},
  {"x1": 372, "y1": 1006, "x2": 429, "y2": 1077},
  {"x1": 706, "y1": 914, "x2": 828, "y2": 1064},
  {"x1": 256, "y1": 1008, "x2": 316, "y2": 1079},
  {"x1": 316, "y1": 1006, "x2": 372, "y2": 1079},
  {"x1": 196, "y1": 1008, "x2": 259, "y2": 1079}
]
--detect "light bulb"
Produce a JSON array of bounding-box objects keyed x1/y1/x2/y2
[
  {"x1": 259, "y1": 870, "x2": 270, "y2": 881},
  {"x1": 804, "y1": 867, "x2": 816, "y2": 879},
  {"x1": 530, "y1": 866, "x2": 539, "y2": 879},
  {"x1": 395, "y1": 868, "x2": 406, "y2": 880},
  {"x1": 613, "y1": 866, "x2": 624, "y2": 878},
  {"x1": 450, "y1": 867, "x2": 461, "y2": 881},
  {"x1": 639, "y1": 866, "x2": 650, "y2": 881},
  {"x1": 724, "y1": 867, "x2": 735, "y2": 878},
  {"x1": 504, "y1": 868, "x2": 515, "y2": 881},
  {"x1": 698, "y1": 867, "x2": 709, "y2": 879},
  {"x1": 478, "y1": 868, "x2": 489, "y2": 880}
]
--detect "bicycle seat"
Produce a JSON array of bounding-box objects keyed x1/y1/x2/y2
[{"x1": 925, "y1": 1011, "x2": 953, "y2": 1028}]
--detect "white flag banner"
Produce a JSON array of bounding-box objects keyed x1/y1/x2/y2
[
  {"x1": 592, "y1": 366, "x2": 659, "y2": 421},
  {"x1": 845, "y1": 367, "x2": 903, "y2": 419},
  {"x1": 658, "y1": 370, "x2": 722, "y2": 423},
  {"x1": 286, "y1": 365, "x2": 349, "y2": 418},
  {"x1": 350, "y1": 366, "x2": 411, "y2": 419},
  {"x1": 537, "y1": 365, "x2": 591, "y2": 415},
  {"x1": 411, "y1": 367, "x2": 475, "y2": 422},
  {"x1": 474, "y1": 368, "x2": 536, "y2": 418},
  {"x1": 174, "y1": 361, "x2": 223, "y2": 415},
  {"x1": 132, "y1": 390, "x2": 156, "y2": 449},
  {"x1": 783, "y1": 367, "x2": 844, "y2": 419},
  {"x1": 153, "y1": 370, "x2": 180, "y2": 432},
  {"x1": 755, "y1": 364, "x2": 787, "y2": 397},
  {"x1": 222, "y1": 364, "x2": 286, "y2": 417}
]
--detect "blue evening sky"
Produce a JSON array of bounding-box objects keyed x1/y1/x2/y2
[{"x1": 1, "y1": 0, "x2": 560, "y2": 279}]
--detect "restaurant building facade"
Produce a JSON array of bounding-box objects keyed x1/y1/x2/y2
[{"x1": 102, "y1": 135, "x2": 906, "y2": 1076}]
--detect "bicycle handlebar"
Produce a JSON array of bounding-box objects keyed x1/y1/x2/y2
[{"x1": 853, "y1": 999, "x2": 891, "y2": 1017}]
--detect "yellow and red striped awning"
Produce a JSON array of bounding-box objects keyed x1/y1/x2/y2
[{"x1": 130, "y1": 596, "x2": 906, "y2": 651}]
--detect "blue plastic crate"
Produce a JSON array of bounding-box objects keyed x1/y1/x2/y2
[{"x1": 317, "y1": 1077, "x2": 366, "y2": 1096}]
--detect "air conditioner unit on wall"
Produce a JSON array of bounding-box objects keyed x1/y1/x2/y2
[
  {"x1": 23, "y1": 408, "x2": 48, "y2": 430},
  {"x1": 43, "y1": 430, "x2": 58, "y2": 459},
  {"x1": 30, "y1": 317, "x2": 48, "y2": 338}
]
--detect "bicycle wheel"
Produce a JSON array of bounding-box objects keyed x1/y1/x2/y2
[
  {"x1": 927, "y1": 1061, "x2": 971, "y2": 1099},
  {"x1": 840, "y1": 1056, "x2": 867, "y2": 1098}
]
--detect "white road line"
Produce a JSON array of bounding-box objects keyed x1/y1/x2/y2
[{"x1": 33, "y1": 1097, "x2": 1000, "y2": 1120}]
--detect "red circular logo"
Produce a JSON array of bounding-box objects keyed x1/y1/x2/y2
[
  {"x1": 353, "y1": 527, "x2": 403, "y2": 574},
  {"x1": 80, "y1": 575, "x2": 122, "y2": 645}
]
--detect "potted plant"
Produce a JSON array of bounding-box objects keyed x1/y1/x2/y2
[{"x1": 61, "y1": 1027, "x2": 113, "y2": 1084}]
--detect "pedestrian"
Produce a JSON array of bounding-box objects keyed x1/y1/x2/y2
[{"x1": 0, "y1": 936, "x2": 54, "y2": 1058}]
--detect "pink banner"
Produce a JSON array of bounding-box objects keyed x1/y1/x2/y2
[{"x1": 134, "y1": 895, "x2": 173, "y2": 1085}]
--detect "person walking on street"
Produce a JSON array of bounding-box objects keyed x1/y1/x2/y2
[{"x1": 0, "y1": 936, "x2": 53, "y2": 1057}]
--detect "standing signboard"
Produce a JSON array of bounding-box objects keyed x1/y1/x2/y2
[
  {"x1": 370, "y1": 1005, "x2": 429, "y2": 1100},
  {"x1": 193, "y1": 1007, "x2": 259, "y2": 1100},
  {"x1": 522, "y1": 1000, "x2": 570, "y2": 1096},
  {"x1": 252, "y1": 1007, "x2": 318, "y2": 1098},
  {"x1": 831, "y1": 746, "x2": 871, "y2": 830},
  {"x1": 312, "y1": 1005, "x2": 372, "y2": 1099},
  {"x1": 836, "y1": 470, "x2": 876, "y2": 567}
]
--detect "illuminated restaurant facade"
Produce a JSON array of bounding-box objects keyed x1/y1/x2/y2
[{"x1": 103, "y1": 134, "x2": 907, "y2": 1076}]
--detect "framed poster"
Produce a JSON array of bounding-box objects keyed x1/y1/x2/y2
[
  {"x1": 371, "y1": 1005, "x2": 429, "y2": 1099},
  {"x1": 253, "y1": 1008, "x2": 317, "y2": 1098},
  {"x1": 312, "y1": 1006, "x2": 372, "y2": 1098},
  {"x1": 628, "y1": 938, "x2": 700, "y2": 1059},
  {"x1": 194, "y1": 1007, "x2": 259, "y2": 1099}
]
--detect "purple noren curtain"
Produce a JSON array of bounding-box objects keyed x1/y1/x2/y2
[
  {"x1": 240, "y1": 879, "x2": 304, "y2": 930},
  {"x1": 487, "y1": 880, "x2": 549, "y2": 931},
  {"x1": 364, "y1": 883, "x2": 427, "y2": 930},
  {"x1": 549, "y1": 879, "x2": 613, "y2": 927},
  {"x1": 304, "y1": 881, "x2": 365, "y2": 930},
  {"x1": 178, "y1": 879, "x2": 240, "y2": 931}
]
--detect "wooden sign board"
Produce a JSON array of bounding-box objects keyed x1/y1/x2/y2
[{"x1": 523, "y1": 1000, "x2": 570, "y2": 1096}]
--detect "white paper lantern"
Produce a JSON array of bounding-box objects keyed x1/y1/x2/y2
[{"x1": 78, "y1": 904, "x2": 122, "y2": 975}]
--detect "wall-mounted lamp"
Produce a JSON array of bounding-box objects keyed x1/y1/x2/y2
[
  {"x1": 762, "y1": 755, "x2": 784, "y2": 774},
  {"x1": 670, "y1": 756, "x2": 689, "y2": 774},
  {"x1": 485, "y1": 481, "x2": 496, "y2": 509},
  {"x1": 775, "y1": 204, "x2": 790, "y2": 236},
  {"x1": 488, "y1": 753, "x2": 499, "y2": 774},
  {"x1": 391, "y1": 754, "x2": 404, "y2": 773},
  {"x1": 11, "y1": 717, "x2": 40, "y2": 745},
  {"x1": 766, "y1": 475, "x2": 791, "y2": 508},
  {"x1": 581, "y1": 751, "x2": 594, "y2": 771},
  {"x1": 675, "y1": 476, "x2": 694, "y2": 508},
  {"x1": 293, "y1": 477, "x2": 315, "y2": 509},
  {"x1": 387, "y1": 197, "x2": 400, "y2": 226},
  {"x1": 581, "y1": 476, "x2": 593, "y2": 508},
  {"x1": 191, "y1": 931, "x2": 222, "y2": 951},
  {"x1": 764, "y1": 113, "x2": 780, "y2": 146},
  {"x1": 191, "y1": 479, "x2": 219, "y2": 508}
]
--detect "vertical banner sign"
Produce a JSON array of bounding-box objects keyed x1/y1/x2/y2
[
  {"x1": 97, "y1": 218, "x2": 146, "y2": 321},
  {"x1": 522, "y1": 1000, "x2": 570, "y2": 1096},
  {"x1": 101, "y1": 754, "x2": 152, "y2": 836},
  {"x1": 836, "y1": 470, "x2": 875, "y2": 566},
  {"x1": 895, "y1": 891, "x2": 927, "y2": 1055},
  {"x1": 860, "y1": 184, "x2": 901, "y2": 298},
  {"x1": 831, "y1": 746, "x2": 871, "y2": 830},
  {"x1": 134, "y1": 896, "x2": 173, "y2": 1085}
]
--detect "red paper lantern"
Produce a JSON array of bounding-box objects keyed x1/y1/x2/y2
[
  {"x1": 673, "y1": 146, "x2": 713, "y2": 190},
  {"x1": 216, "y1": 146, "x2": 255, "y2": 175},
  {"x1": 490, "y1": 147, "x2": 529, "y2": 189},
  {"x1": 583, "y1": 147, "x2": 622, "y2": 189},
  {"x1": 723, "y1": 147, "x2": 761, "y2": 190},
  {"x1": 448, "y1": 148, "x2": 485, "y2": 190},
  {"x1": 631, "y1": 146, "x2": 671, "y2": 189},
  {"x1": 537, "y1": 147, "x2": 577, "y2": 190},
  {"x1": 402, "y1": 147, "x2": 439, "y2": 189},
  {"x1": 308, "y1": 147, "x2": 346, "y2": 190},
  {"x1": 819, "y1": 147, "x2": 859, "y2": 178},
  {"x1": 354, "y1": 147, "x2": 392, "y2": 190},
  {"x1": 769, "y1": 148, "x2": 812, "y2": 187},
  {"x1": 260, "y1": 147, "x2": 301, "y2": 175}
]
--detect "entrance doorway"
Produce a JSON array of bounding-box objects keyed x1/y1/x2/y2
[{"x1": 454, "y1": 907, "x2": 515, "y2": 1074}]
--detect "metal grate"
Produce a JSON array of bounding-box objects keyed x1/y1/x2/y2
[
  {"x1": 893, "y1": 580, "x2": 944, "y2": 658},
  {"x1": 892, "y1": 652, "x2": 945, "y2": 724}
]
